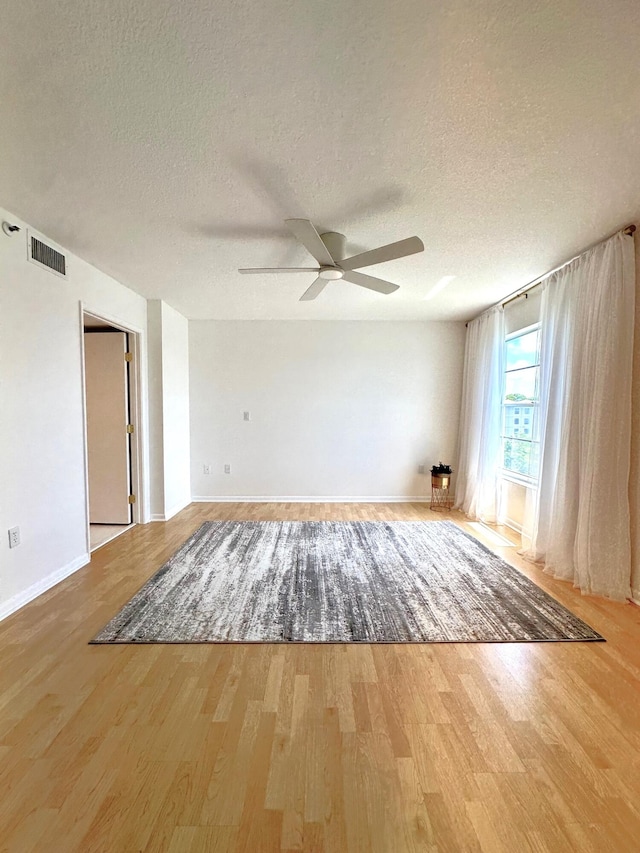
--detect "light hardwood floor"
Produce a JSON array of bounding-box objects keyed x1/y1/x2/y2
[{"x1": 1, "y1": 503, "x2": 639, "y2": 852}]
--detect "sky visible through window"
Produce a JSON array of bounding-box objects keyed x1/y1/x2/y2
[
  {"x1": 505, "y1": 329, "x2": 538, "y2": 371},
  {"x1": 505, "y1": 329, "x2": 539, "y2": 402}
]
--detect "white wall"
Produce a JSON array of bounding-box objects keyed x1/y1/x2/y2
[
  {"x1": 160, "y1": 303, "x2": 191, "y2": 517},
  {"x1": 630, "y1": 224, "x2": 640, "y2": 601},
  {"x1": 189, "y1": 321, "x2": 465, "y2": 500},
  {"x1": 147, "y1": 300, "x2": 191, "y2": 520},
  {"x1": 499, "y1": 478, "x2": 528, "y2": 531},
  {"x1": 0, "y1": 206, "x2": 150, "y2": 619},
  {"x1": 147, "y1": 301, "x2": 166, "y2": 518},
  {"x1": 504, "y1": 289, "x2": 542, "y2": 337}
]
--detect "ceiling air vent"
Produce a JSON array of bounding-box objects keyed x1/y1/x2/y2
[{"x1": 27, "y1": 232, "x2": 67, "y2": 278}]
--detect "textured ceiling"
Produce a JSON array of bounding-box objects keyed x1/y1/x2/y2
[{"x1": 2, "y1": 0, "x2": 640, "y2": 321}]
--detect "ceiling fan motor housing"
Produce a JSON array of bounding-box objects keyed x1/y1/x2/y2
[{"x1": 319, "y1": 231, "x2": 346, "y2": 262}]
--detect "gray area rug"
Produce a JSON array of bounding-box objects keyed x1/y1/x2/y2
[{"x1": 91, "y1": 521, "x2": 603, "y2": 644}]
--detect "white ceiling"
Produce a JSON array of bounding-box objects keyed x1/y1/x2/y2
[{"x1": 2, "y1": 1, "x2": 640, "y2": 321}]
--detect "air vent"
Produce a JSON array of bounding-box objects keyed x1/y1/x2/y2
[{"x1": 27, "y1": 232, "x2": 67, "y2": 278}]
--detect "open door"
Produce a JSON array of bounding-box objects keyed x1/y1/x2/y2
[{"x1": 84, "y1": 331, "x2": 132, "y2": 524}]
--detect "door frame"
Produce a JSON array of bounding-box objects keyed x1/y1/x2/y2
[{"x1": 79, "y1": 304, "x2": 146, "y2": 555}]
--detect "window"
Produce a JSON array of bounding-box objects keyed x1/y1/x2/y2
[{"x1": 502, "y1": 324, "x2": 540, "y2": 480}]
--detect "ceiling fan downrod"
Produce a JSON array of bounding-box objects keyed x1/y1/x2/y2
[{"x1": 319, "y1": 231, "x2": 346, "y2": 263}]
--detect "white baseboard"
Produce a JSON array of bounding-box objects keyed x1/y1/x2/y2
[
  {"x1": 150, "y1": 498, "x2": 191, "y2": 522},
  {"x1": 0, "y1": 552, "x2": 90, "y2": 623},
  {"x1": 164, "y1": 499, "x2": 191, "y2": 520},
  {"x1": 191, "y1": 495, "x2": 432, "y2": 504}
]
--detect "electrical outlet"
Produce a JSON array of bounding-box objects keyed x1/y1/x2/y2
[
  {"x1": 8, "y1": 526, "x2": 20, "y2": 548},
  {"x1": 418, "y1": 464, "x2": 425, "y2": 475},
  {"x1": 243, "y1": 411, "x2": 250, "y2": 421},
  {"x1": 224, "y1": 464, "x2": 231, "y2": 474},
  {"x1": 203, "y1": 464, "x2": 212, "y2": 474}
]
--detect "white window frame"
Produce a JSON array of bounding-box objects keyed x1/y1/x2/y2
[{"x1": 500, "y1": 322, "x2": 541, "y2": 487}]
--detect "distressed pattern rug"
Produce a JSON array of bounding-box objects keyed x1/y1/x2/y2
[{"x1": 91, "y1": 521, "x2": 603, "y2": 643}]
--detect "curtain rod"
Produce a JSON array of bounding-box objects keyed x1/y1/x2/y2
[{"x1": 466, "y1": 223, "x2": 636, "y2": 326}]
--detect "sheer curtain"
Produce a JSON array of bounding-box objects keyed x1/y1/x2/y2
[
  {"x1": 455, "y1": 306, "x2": 504, "y2": 522},
  {"x1": 521, "y1": 232, "x2": 635, "y2": 600}
]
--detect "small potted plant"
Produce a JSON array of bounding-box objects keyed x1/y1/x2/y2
[
  {"x1": 431, "y1": 462, "x2": 453, "y2": 489},
  {"x1": 430, "y1": 462, "x2": 453, "y2": 511}
]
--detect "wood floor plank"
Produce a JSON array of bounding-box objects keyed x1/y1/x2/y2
[{"x1": 0, "y1": 503, "x2": 639, "y2": 851}]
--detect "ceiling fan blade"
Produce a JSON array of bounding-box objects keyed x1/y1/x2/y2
[
  {"x1": 238, "y1": 267, "x2": 319, "y2": 274},
  {"x1": 285, "y1": 219, "x2": 336, "y2": 266},
  {"x1": 299, "y1": 277, "x2": 328, "y2": 301},
  {"x1": 340, "y1": 236, "x2": 424, "y2": 271},
  {"x1": 342, "y1": 270, "x2": 400, "y2": 295}
]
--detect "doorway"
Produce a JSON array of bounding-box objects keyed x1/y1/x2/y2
[{"x1": 82, "y1": 311, "x2": 142, "y2": 552}]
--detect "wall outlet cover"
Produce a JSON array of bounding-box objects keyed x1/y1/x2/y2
[
  {"x1": 224, "y1": 464, "x2": 231, "y2": 474},
  {"x1": 8, "y1": 526, "x2": 20, "y2": 548}
]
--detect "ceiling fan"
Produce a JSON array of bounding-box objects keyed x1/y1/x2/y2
[{"x1": 238, "y1": 219, "x2": 424, "y2": 301}]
